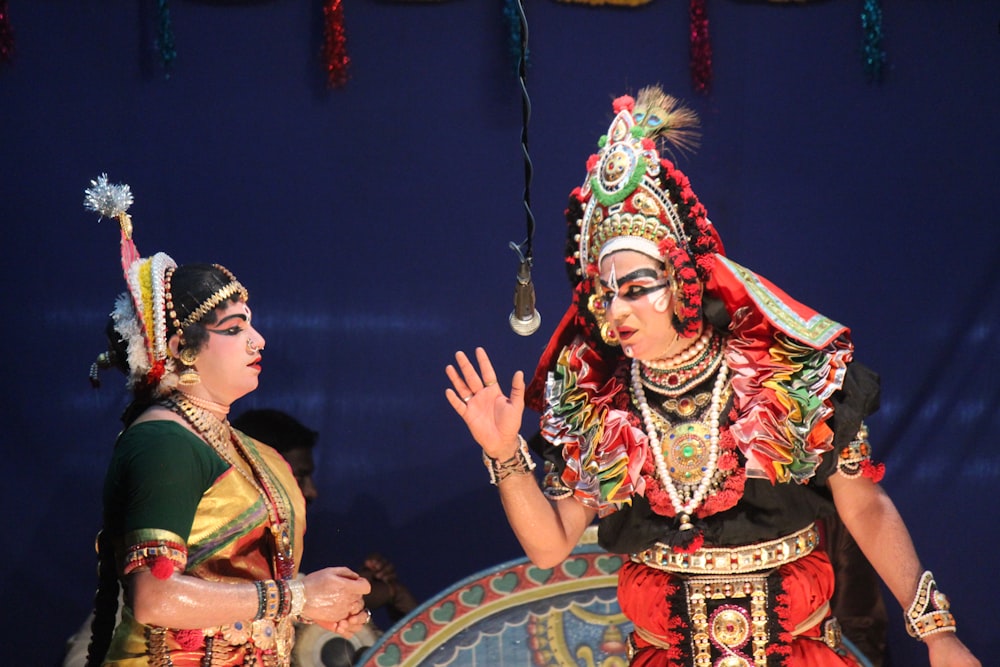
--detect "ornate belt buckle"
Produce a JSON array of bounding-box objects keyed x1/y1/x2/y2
[{"x1": 821, "y1": 616, "x2": 843, "y2": 652}]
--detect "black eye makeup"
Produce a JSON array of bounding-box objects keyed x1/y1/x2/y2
[
  {"x1": 601, "y1": 281, "x2": 669, "y2": 308},
  {"x1": 207, "y1": 313, "x2": 248, "y2": 336},
  {"x1": 600, "y1": 266, "x2": 669, "y2": 307}
]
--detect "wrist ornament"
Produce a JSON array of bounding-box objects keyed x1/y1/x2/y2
[
  {"x1": 483, "y1": 435, "x2": 536, "y2": 485},
  {"x1": 905, "y1": 570, "x2": 957, "y2": 640},
  {"x1": 287, "y1": 577, "x2": 307, "y2": 618},
  {"x1": 254, "y1": 579, "x2": 281, "y2": 621}
]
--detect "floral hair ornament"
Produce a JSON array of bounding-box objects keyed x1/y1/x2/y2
[{"x1": 86, "y1": 174, "x2": 177, "y2": 393}]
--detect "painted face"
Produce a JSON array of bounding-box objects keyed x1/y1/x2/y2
[
  {"x1": 598, "y1": 250, "x2": 678, "y2": 361},
  {"x1": 188, "y1": 301, "x2": 266, "y2": 404}
]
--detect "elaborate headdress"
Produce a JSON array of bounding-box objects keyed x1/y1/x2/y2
[
  {"x1": 570, "y1": 86, "x2": 721, "y2": 339},
  {"x1": 527, "y1": 87, "x2": 722, "y2": 408},
  {"x1": 86, "y1": 174, "x2": 248, "y2": 394},
  {"x1": 527, "y1": 86, "x2": 851, "y2": 416}
]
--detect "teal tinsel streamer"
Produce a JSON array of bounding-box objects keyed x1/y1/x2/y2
[
  {"x1": 860, "y1": 0, "x2": 886, "y2": 83},
  {"x1": 503, "y1": 0, "x2": 529, "y2": 76},
  {"x1": 157, "y1": 0, "x2": 177, "y2": 76}
]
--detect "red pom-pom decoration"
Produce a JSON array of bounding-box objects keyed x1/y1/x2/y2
[
  {"x1": 612, "y1": 95, "x2": 635, "y2": 113},
  {"x1": 861, "y1": 459, "x2": 886, "y2": 483},
  {"x1": 175, "y1": 629, "x2": 203, "y2": 650},
  {"x1": 150, "y1": 557, "x2": 175, "y2": 580}
]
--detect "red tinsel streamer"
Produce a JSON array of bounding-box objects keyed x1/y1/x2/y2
[
  {"x1": 0, "y1": 0, "x2": 15, "y2": 65},
  {"x1": 689, "y1": 0, "x2": 711, "y2": 94},
  {"x1": 322, "y1": 0, "x2": 350, "y2": 88}
]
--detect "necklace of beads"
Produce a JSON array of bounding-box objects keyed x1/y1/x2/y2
[
  {"x1": 632, "y1": 356, "x2": 729, "y2": 530},
  {"x1": 644, "y1": 326, "x2": 713, "y2": 369},
  {"x1": 177, "y1": 390, "x2": 231, "y2": 417},
  {"x1": 638, "y1": 327, "x2": 724, "y2": 397},
  {"x1": 161, "y1": 393, "x2": 295, "y2": 579}
]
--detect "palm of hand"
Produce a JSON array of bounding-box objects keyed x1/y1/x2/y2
[{"x1": 446, "y1": 348, "x2": 525, "y2": 458}]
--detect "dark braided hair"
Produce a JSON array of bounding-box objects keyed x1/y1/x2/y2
[{"x1": 84, "y1": 531, "x2": 119, "y2": 667}]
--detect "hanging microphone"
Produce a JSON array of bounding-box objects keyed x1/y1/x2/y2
[{"x1": 509, "y1": 256, "x2": 541, "y2": 336}]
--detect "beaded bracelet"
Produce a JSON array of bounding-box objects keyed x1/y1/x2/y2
[
  {"x1": 905, "y1": 570, "x2": 957, "y2": 640},
  {"x1": 277, "y1": 579, "x2": 291, "y2": 618},
  {"x1": 253, "y1": 580, "x2": 268, "y2": 621},
  {"x1": 288, "y1": 578, "x2": 307, "y2": 617},
  {"x1": 483, "y1": 435, "x2": 537, "y2": 485},
  {"x1": 260, "y1": 579, "x2": 281, "y2": 620}
]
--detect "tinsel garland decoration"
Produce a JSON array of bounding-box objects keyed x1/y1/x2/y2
[
  {"x1": 156, "y1": 0, "x2": 177, "y2": 75},
  {"x1": 322, "y1": 0, "x2": 350, "y2": 88},
  {"x1": 860, "y1": 0, "x2": 886, "y2": 82},
  {"x1": 503, "y1": 0, "x2": 530, "y2": 75},
  {"x1": 0, "y1": 0, "x2": 14, "y2": 65},
  {"x1": 689, "y1": 0, "x2": 711, "y2": 93}
]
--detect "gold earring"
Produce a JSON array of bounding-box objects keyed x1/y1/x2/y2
[
  {"x1": 178, "y1": 347, "x2": 200, "y2": 386},
  {"x1": 600, "y1": 322, "x2": 620, "y2": 347},
  {"x1": 588, "y1": 293, "x2": 620, "y2": 347}
]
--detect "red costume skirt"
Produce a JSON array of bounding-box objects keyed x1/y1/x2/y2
[{"x1": 618, "y1": 550, "x2": 862, "y2": 667}]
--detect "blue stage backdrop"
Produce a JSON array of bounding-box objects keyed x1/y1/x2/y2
[{"x1": 1, "y1": 2, "x2": 996, "y2": 664}]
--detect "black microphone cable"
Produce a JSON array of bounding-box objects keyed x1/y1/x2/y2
[{"x1": 508, "y1": 0, "x2": 540, "y2": 336}]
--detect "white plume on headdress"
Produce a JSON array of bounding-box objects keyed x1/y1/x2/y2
[
  {"x1": 111, "y1": 292, "x2": 148, "y2": 388},
  {"x1": 84, "y1": 173, "x2": 134, "y2": 220}
]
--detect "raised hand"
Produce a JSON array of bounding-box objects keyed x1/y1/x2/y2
[{"x1": 445, "y1": 347, "x2": 525, "y2": 459}]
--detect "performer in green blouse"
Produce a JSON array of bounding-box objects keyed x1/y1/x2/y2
[
  {"x1": 445, "y1": 88, "x2": 980, "y2": 667},
  {"x1": 84, "y1": 175, "x2": 371, "y2": 667}
]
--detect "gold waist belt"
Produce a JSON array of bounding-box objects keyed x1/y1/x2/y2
[{"x1": 631, "y1": 522, "x2": 819, "y2": 575}]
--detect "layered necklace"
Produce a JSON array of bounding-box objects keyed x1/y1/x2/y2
[
  {"x1": 638, "y1": 326, "x2": 724, "y2": 397},
  {"x1": 161, "y1": 392, "x2": 295, "y2": 580},
  {"x1": 631, "y1": 330, "x2": 730, "y2": 531}
]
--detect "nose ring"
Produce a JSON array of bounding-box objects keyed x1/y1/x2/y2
[{"x1": 247, "y1": 339, "x2": 260, "y2": 354}]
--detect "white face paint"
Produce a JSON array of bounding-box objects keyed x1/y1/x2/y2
[
  {"x1": 599, "y1": 251, "x2": 680, "y2": 362},
  {"x1": 651, "y1": 286, "x2": 671, "y2": 313}
]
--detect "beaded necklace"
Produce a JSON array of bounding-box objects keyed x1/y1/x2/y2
[
  {"x1": 631, "y1": 353, "x2": 729, "y2": 531},
  {"x1": 178, "y1": 391, "x2": 231, "y2": 417},
  {"x1": 638, "y1": 327, "x2": 724, "y2": 397},
  {"x1": 161, "y1": 393, "x2": 295, "y2": 580}
]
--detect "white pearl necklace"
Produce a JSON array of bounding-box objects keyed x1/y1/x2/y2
[
  {"x1": 644, "y1": 327, "x2": 713, "y2": 370},
  {"x1": 631, "y1": 356, "x2": 729, "y2": 529}
]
